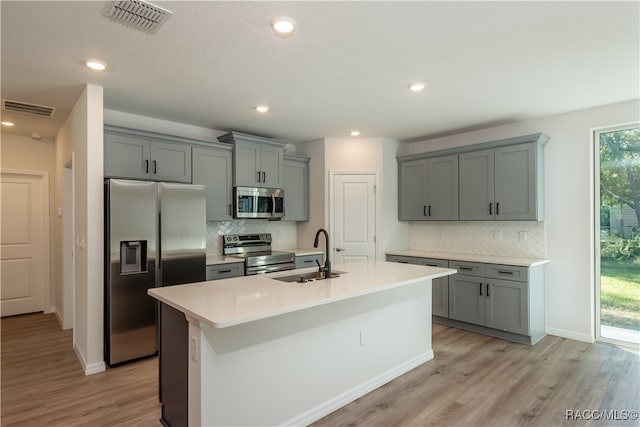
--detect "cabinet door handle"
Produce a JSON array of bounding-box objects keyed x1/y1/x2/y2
[
  {"x1": 228, "y1": 204, "x2": 232, "y2": 216},
  {"x1": 153, "y1": 160, "x2": 157, "y2": 174},
  {"x1": 257, "y1": 171, "x2": 261, "y2": 182},
  {"x1": 479, "y1": 283, "x2": 483, "y2": 296},
  {"x1": 487, "y1": 283, "x2": 490, "y2": 297},
  {"x1": 428, "y1": 205, "x2": 432, "y2": 216},
  {"x1": 496, "y1": 202, "x2": 500, "y2": 215},
  {"x1": 489, "y1": 202, "x2": 492, "y2": 215},
  {"x1": 423, "y1": 205, "x2": 427, "y2": 216},
  {"x1": 262, "y1": 171, "x2": 266, "y2": 183},
  {"x1": 145, "y1": 160, "x2": 149, "y2": 173}
]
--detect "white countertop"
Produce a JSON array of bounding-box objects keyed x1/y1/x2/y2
[
  {"x1": 206, "y1": 255, "x2": 244, "y2": 265},
  {"x1": 149, "y1": 260, "x2": 455, "y2": 329},
  {"x1": 385, "y1": 249, "x2": 549, "y2": 267}
]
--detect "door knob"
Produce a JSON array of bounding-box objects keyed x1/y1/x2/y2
[{"x1": 336, "y1": 247, "x2": 345, "y2": 252}]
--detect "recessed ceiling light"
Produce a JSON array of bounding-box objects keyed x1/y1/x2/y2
[
  {"x1": 1, "y1": 121, "x2": 15, "y2": 127},
  {"x1": 408, "y1": 82, "x2": 426, "y2": 93},
  {"x1": 350, "y1": 130, "x2": 361, "y2": 137},
  {"x1": 84, "y1": 59, "x2": 107, "y2": 71},
  {"x1": 255, "y1": 105, "x2": 270, "y2": 113},
  {"x1": 271, "y1": 17, "x2": 296, "y2": 37}
]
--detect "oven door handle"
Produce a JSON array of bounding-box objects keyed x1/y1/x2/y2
[{"x1": 247, "y1": 263, "x2": 296, "y2": 275}]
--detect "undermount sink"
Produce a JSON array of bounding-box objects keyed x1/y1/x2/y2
[{"x1": 273, "y1": 270, "x2": 346, "y2": 283}]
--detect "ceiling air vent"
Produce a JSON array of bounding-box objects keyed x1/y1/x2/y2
[
  {"x1": 101, "y1": 0, "x2": 173, "y2": 34},
  {"x1": 2, "y1": 99, "x2": 56, "y2": 118}
]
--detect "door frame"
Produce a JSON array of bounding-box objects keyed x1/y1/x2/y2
[
  {"x1": 1, "y1": 169, "x2": 51, "y2": 314},
  {"x1": 593, "y1": 122, "x2": 640, "y2": 349},
  {"x1": 328, "y1": 171, "x2": 380, "y2": 262}
]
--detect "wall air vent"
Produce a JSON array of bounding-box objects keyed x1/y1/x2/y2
[
  {"x1": 2, "y1": 99, "x2": 56, "y2": 118},
  {"x1": 101, "y1": 0, "x2": 173, "y2": 34}
]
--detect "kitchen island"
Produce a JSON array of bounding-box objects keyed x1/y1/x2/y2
[{"x1": 149, "y1": 260, "x2": 455, "y2": 427}]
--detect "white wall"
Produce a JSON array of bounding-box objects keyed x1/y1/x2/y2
[
  {"x1": 401, "y1": 99, "x2": 640, "y2": 342},
  {"x1": 298, "y1": 137, "x2": 409, "y2": 260},
  {"x1": 56, "y1": 84, "x2": 105, "y2": 375}
]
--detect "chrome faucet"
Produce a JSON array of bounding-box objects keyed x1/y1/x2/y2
[{"x1": 313, "y1": 228, "x2": 331, "y2": 278}]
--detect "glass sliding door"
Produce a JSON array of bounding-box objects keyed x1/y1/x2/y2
[{"x1": 595, "y1": 124, "x2": 640, "y2": 348}]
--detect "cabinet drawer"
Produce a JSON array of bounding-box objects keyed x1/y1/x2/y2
[
  {"x1": 414, "y1": 258, "x2": 448, "y2": 268},
  {"x1": 449, "y1": 260, "x2": 485, "y2": 277},
  {"x1": 295, "y1": 254, "x2": 324, "y2": 269},
  {"x1": 206, "y1": 263, "x2": 245, "y2": 280},
  {"x1": 485, "y1": 264, "x2": 528, "y2": 282},
  {"x1": 386, "y1": 255, "x2": 418, "y2": 264}
]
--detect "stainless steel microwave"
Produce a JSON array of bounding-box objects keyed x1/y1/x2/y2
[{"x1": 234, "y1": 186, "x2": 284, "y2": 219}]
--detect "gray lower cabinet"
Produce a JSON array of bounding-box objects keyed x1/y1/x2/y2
[
  {"x1": 283, "y1": 155, "x2": 310, "y2": 221},
  {"x1": 295, "y1": 254, "x2": 323, "y2": 269},
  {"x1": 447, "y1": 260, "x2": 544, "y2": 344},
  {"x1": 104, "y1": 130, "x2": 192, "y2": 183},
  {"x1": 387, "y1": 254, "x2": 545, "y2": 345},
  {"x1": 192, "y1": 146, "x2": 233, "y2": 221},
  {"x1": 385, "y1": 255, "x2": 449, "y2": 318},
  {"x1": 206, "y1": 263, "x2": 245, "y2": 280}
]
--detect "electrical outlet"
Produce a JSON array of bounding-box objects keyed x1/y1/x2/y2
[
  {"x1": 519, "y1": 231, "x2": 528, "y2": 242},
  {"x1": 360, "y1": 329, "x2": 367, "y2": 346},
  {"x1": 492, "y1": 230, "x2": 502, "y2": 240},
  {"x1": 190, "y1": 336, "x2": 198, "y2": 361}
]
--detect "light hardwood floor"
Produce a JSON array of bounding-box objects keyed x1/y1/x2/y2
[{"x1": 2, "y1": 313, "x2": 638, "y2": 426}]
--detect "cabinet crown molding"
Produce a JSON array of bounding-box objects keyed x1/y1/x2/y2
[
  {"x1": 397, "y1": 132, "x2": 549, "y2": 162},
  {"x1": 218, "y1": 131, "x2": 289, "y2": 148}
]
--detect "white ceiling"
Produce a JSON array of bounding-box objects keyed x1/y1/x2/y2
[{"x1": 1, "y1": 1, "x2": 638, "y2": 143}]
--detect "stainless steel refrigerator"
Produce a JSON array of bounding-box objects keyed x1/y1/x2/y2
[{"x1": 104, "y1": 179, "x2": 206, "y2": 366}]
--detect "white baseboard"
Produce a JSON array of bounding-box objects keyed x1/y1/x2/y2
[
  {"x1": 546, "y1": 327, "x2": 594, "y2": 343},
  {"x1": 73, "y1": 341, "x2": 106, "y2": 376},
  {"x1": 284, "y1": 350, "x2": 435, "y2": 426}
]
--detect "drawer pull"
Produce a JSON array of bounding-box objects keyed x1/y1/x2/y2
[
  {"x1": 398, "y1": 261, "x2": 409, "y2": 264},
  {"x1": 217, "y1": 269, "x2": 232, "y2": 274},
  {"x1": 459, "y1": 266, "x2": 473, "y2": 271},
  {"x1": 304, "y1": 260, "x2": 314, "y2": 263},
  {"x1": 426, "y1": 264, "x2": 438, "y2": 267},
  {"x1": 497, "y1": 270, "x2": 514, "y2": 275}
]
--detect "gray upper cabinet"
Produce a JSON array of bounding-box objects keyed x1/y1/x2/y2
[
  {"x1": 104, "y1": 129, "x2": 192, "y2": 183},
  {"x1": 218, "y1": 132, "x2": 286, "y2": 188},
  {"x1": 398, "y1": 133, "x2": 548, "y2": 222},
  {"x1": 459, "y1": 142, "x2": 542, "y2": 221},
  {"x1": 192, "y1": 146, "x2": 233, "y2": 221},
  {"x1": 459, "y1": 149, "x2": 495, "y2": 220},
  {"x1": 283, "y1": 155, "x2": 310, "y2": 221},
  {"x1": 104, "y1": 133, "x2": 151, "y2": 180},
  {"x1": 398, "y1": 154, "x2": 458, "y2": 221}
]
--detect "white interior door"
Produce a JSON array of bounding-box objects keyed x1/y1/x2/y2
[
  {"x1": 332, "y1": 173, "x2": 377, "y2": 264},
  {"x1": 1, "y1": 171, "x2": 48, "y2": 316}
]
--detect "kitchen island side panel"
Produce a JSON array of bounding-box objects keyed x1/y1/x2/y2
[{"x1": 192, "y1": 279, "x2": 433, "y2": 426}]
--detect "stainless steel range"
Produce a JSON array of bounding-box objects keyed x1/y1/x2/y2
[{"x1": 223, "y1": 233, "x2": 295, "y2": 275}]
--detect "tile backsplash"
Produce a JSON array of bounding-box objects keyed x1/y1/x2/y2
[
  {"x1": 206, "y1": 219, "x2": 298, "y2": 255},
  {"x1": 409, "y1": 221, "x2": 546, "y2": 259}
]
